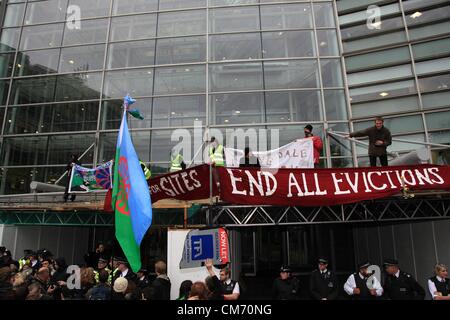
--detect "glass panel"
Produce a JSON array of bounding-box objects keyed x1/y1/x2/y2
[
  {"x1": 154, "y1": 65, "x2": 206, "y2": 95},
  {"x1": 0, "y1": 53, "x2": 15, "y2": 77},
  {"x1": 10, "y1": 76, "x2": 56, "y2": 105},
  {"x1": 209, "y1": 92, "x2": 264, "y2": 125},
  {"x1": 419, "y1": 74, "x2": 450, "y2": 93},
  {"x1": 316, "y1": 30, "x2": 339, "y2": 56},
  {"x1": 426, "y1": 111, "x2": 450, "y2": 130},
  {"x1": 108, "y1": 40, "x2": 155, "y2": 69},
  {"x1": 5, "y1": 102, "x2": 99, "y2": 134},
  {"x1": 0, "y1": 28, "x2": 20, "y2": 52},
  {"x1": 103, "y1": 68, "x2": 153, "y2": 99},
  {"x1": 265, "y1": 90, "x2": 322, "y2": 122},
  {"x1": 353, "y1": 115, "x2": 423, "y2": 135},
  {"x1": 389, "y1": 133, "x2": 425, "y2": 153},
  {"x1": 113, "y1": 0, "x2": 158, "y2": 15},
  {"x1": 210, "y1": 7, "x2": 259, "y2": 33},
  {"x1": 158, "y1": 10, "x2": 206, "y2": 37},
  {"x1": 339, "y1": 3, "x2": 400, "y2": 26},
  {"x1": 321, "y1": 59, "x2": 343, "y2": 87},
  {"x1": 101, "y1": 98, "x2": 152, "y2": 130},
  {"x1": 402, "y1": 0, "x2": 449, "y2": 11},
  {"x1": 347, "y1": 64, "x2": 413, "y2": 86},
  {"x1": 351, "y1": 96, "x2": 420, "y2": 118},
  {"x1": 260, "y1": 3, "x2": 312, "y2": 30},
  {"x1": 331, "y1": 157, "x2": 354, "y2": 168},
  {"x1": 153, "y1": 95, "x2": 206, "y2": 128},
  {"x1": 329, "y1": 123, "x2": 351, "y2": 157},
  {"x1": 343, "y1": 31, "x2": 407, "y2": 53},
  {"x1": 0, "y1": 81, "x2": 10, "y2": 106},
  {"x1": 59, "y1": 44, "x2": 105, "y2": 72},
  {"x1": 0, "y1": 167, "x2": 67, "y2": 194},
  {"x1": 345, "y1": 46, "x2": 410, "y2": 72},
  {"x1": 324, "y1": 90, "x2": 347, "y2": 121},
  {"x1": 313, "y1": 2, "x2": 335, "y2": 27},
  {"x1": 151, "y1": 129, "x2": 194, "y2": 162},
  {"x1": 421, "y1": 91, "x2": 450, "y2": 110},
  {"x1": 68, "y1": 0, "x2": 111, "y2": 19},
  {"x1": 159, "y1": 0, "x2": 205, "y2": 10},
  {"x1": 408, "y1": 21, "x2": 450, "y2": 41},
  {"x1": 20, "y1": 23, "x2": 64, "y2": 50},
  {"x1": 47, "y1": 134, "x2": 95, "y2": 164},
  {"x1": 415, "y1": 57, "x2": 450, "y2": 76},
  {"x1": 262, "y1": 31, "x2": 315, "y2": 58},
  {"x1": 264, "y1": 60, "x2": 320, "y2": 89},
  {"x1": 405, "y1": 5, "x2": 450, "y2": 27},
  {"x1": 3, "y1": 3, "x2": 26, "y2": 27},
  {"x1": 412, "y1": 38, "x2": 450, "y2": 61},
  {"x1": 340, "y1": 16, "x2": 404, "y2": 40},
  {"x1": 15, "y1": 49, "x2": 60, "y2": 76},
  {"x1": 210, "y1": 33, "x2": 261, "y2": 61},
  {"x1": 156, "y1": 36, "x2": 206, "y2": 65},
  {"x1": 209, "y1": 62, "x2": 263, "y2": 92},
  {"x1": 349, "y1": 80, "x2": 417, "y2": 103},
  {"x1": 268, "y1": 124, "x2": 324, "y2": 155},
  {"x1": 55, "y1": 72, "x2": 102, "y2": 101},
  {"x1": 210, "y1": 0, "x2": 258, "y2": 5},
  {"x1": 110, "y1": 14, "x2": 157, "y2": 41},
  {"x1": 63, "y1": 18, "x2": 108, "y2": 45},
  {"x1": 98, "y1": 132, "x2": 117, "y2": 163},
  {"x1": 429, "y1": 131, "x2": 450, "y2": 146},
  {"x1": 24, "y1": 0, "x2": 68, "y2": 25},
  {"x1": 1, "y1": 136, "x2": 48, "y2": 166},
  {"x1": 336, "y1": 0, "x2": 385, "y2": 13}
]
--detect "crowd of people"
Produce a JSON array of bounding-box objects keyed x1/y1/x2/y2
[{"x1": 1, "y1": 244, "x2": 448, "y2": 300}]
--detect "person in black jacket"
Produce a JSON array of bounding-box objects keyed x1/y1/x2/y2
[
  {"x1": 272, "y1": 265, "x2": 300, "y2": 300},
  {"x1": 63, "y1": 154, "x2": 81, "y2": 202},
  {"x1": 383, "y1": 258, "x2": 425, "y2": 300},
  {"x1": 112, "y1": 258, "x2": 137, "y2": 285},
  {"x1": 239, "y1": 147, "x2": 260, "y2": 168},
  {"x1": 205, "y1": 259, "x2": 224, "y2": 300},
  {"x1": 49, "y1": 257, "x2": 69, "y2": 300},
  {"x1": 136, "y1": 268, "x2": 150, "y2": 290},
  {"x1": 144, "y1": 260, "x2": 171, "y2": 300},
  {"x1": 309, "y1": 258, "x2": 339, "y2": 300}
]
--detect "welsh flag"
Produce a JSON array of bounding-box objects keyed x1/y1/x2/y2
[{"x1": 112, "y1": 110, "x2": 152, "y2": 272}]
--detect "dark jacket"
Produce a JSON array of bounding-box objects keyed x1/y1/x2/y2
[
  {"x1": 272, "y1": 277, "x2": 300, "y2": 300},
  {"x1": 147, "y1": 275, "x2": 171, "y2": 300},
  {"x1": 309, "y1": 269, "x2": 339, "y2": 300},
  {"x1": 350, "y1": 126, "x2": 392, "y2": 156},
  {"x1": 239, "y1": 156, "x2": 261, "y2": 168},
  {"x1": 383, "y1": 271, "x2": 425, "y2": 300}
]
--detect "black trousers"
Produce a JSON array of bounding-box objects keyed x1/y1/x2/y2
[{"x1": 369, "y1": 154, "x2": 388, "y2": 167}]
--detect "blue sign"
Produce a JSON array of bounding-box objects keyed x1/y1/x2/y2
[{"x1": 190, "y1": 235, "x2": 214, "y2": 260}]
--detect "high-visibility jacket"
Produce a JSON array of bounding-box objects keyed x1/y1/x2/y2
[
  {"x1": 94, "y1": 268, "x2": 112, "y2": 284},
  {"x1": 209, "y1": 144, "x2": 224, "y2": 166},
  {"x1": 19, "y1": 258, "x2": 30, "y2": 271},
  {"x1": 170, "y1": 154, "x2": 183, "y2": 172},
  {"x1": 140, "y1": 161, "x2": 151, "y2": 180}
]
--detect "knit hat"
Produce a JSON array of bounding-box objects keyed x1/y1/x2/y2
[{"x1": 113, "y1": 277, "x2": 128, "y2": 293}]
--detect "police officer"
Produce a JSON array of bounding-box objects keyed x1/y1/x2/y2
[
  {"x1": 272, "y1": 266, "x2": 300, "y2": 300},
  {"x1": 140, "y1": 161, "x2": 152, "y2": 180},
  {"x1": 136, "y1": 268, "x2": 150, "y2": 289},
  {"x1": 309, "y1": 258, "x2": 339, "y2": 300},
  {"x1": 169, "y1": 152, "x2": 186, "y2": 172},
  {"x1": 344, "y1": 261, "x2": 383, "y2": 300},
  {"x1": 219, "y1": 267, "x2": 240, "y2": 300},
  {"x1": 94, "y1": 258, "x2": 112, "y2": 285},
  {"x1": 383, "y1": 258, "x2": 425, "y2": 300},
  {"x1": 428, "y1": 263, "x2": 450, "y2": 300}
]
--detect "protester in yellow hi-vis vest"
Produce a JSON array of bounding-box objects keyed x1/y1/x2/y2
[
  {"x1": 140, "y1": 161, "x2": 151, "y2": 180},
  {"x1": 209, "y1": 136, "x2": 225, "y2": 167},
  {"x1": 170, "y1": 153, "x2": 186, "y2": 172},
  {"x1": 94, "y1": 258, "x2": 112, "y2": 285}
]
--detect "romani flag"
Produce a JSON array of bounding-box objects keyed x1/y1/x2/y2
[{"x1": 111, "y1": 108, "x2": 152, "y2": 272}]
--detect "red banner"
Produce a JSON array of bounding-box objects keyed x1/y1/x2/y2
[
  {"x1": 217, "y1": 165, "x2": 450, "y2": 206},
  {"x1": 149, "y1": 164, "x2": 218, "y2": 203}
]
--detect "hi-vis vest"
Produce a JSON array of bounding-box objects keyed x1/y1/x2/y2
[
  {"x1": 209, "y1": 144, "x2": 224, "y2": 166},
  {"x1": 170, "y1": 154, "x2": 183, "y2": 172},
  {"x1": 94, "y1": 268, "x2": 112, "y2": 284},
  {"x1": 19, "y1": 258, "x2": 30, "y2": 271},
  {"x1": 140, "y1": 161, "x2": 151, "y2": 180}
]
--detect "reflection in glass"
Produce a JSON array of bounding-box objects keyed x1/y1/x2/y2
[
  {"x1": 1, "y1": 136, "x2": 48, "y2": 166},
  {"x1": 20, "y1": 23, "x2": 64, "y2": 50},
  {"x1": 63, "y1": 18, "x2": 108, "y2": 45},
  {"x1": 59, "y1": 45, "x2": 105, "y2": 72},
  {"x1": 265, "y1": 90, "x2": 322, "y2": 123},
  {"x1": 101, "y1": 98, "x2": 152, "y2": 130},
  {"x1": 209, "y1": 92, "x2": 263, "y2": 125},
  {"x1": 210, "y1": 7, "x2": 259, "y2": 33},
  {"x1": 156, "y1": 36, "x2": 206, "y2": 65},
  {"x1": 0, "y1": 53, "x2": 15, "y2": 77},
  {"x1": 68, "y1": 0, "x2": 111, "y2": 19},
  {"x1": 159, "y1": 10, "x2": 206, "y2": 37},
  {"x1": 262, "y1": 31, "x2": 315, "y2": 58},
  {"x1": 47, "y1": 134, "x2": 95, "y2": 164},
  {"x1": 261, "y1": 3, "x2": 312, "y2": 30},
  {"x1": 419, "y1": 74, "x2": 450, "y2": 93},
  {"x1": 151, "y1": 129, "x2": 193, "y2": 162},
  {"x1": 113, "y1": 0, "x2": 158, "y2": 15},
  {"x1": 55, "y1": 73, "x2": 102, "y2": 101},
  {"x1": 24, "y1": 0, "x2": 68, "y2": 25},
  {"x1": 209, "y1": 62, "x2": 263, "y2": 92},
  {"x1": 104, "y1": 68, "x2": 153, "y2": 98},
  {"x1": 328, "y1": 123, "x2": 351, "y2": 157},
  {"x1": 14, "y1": 49, "x2": 59, "y2": 77},
  {"x1": 154, "y1": 65, "x2": 205, "y2": 95},
  {"x1": 0, "y1": 28, "x2": 21, "y2": 52},
  {"x1": 324, "y1": 90, "x2": 347, "y2": 121},
  {"x1": 316, "y1": 30, "x2": 339, "y2": 56},
  {"x1": 159, "y1": 0, "x2": 205, "y2": 10},
  {"x1": 110, "y1": 14, "x2": 157, "y2": 41},
  {"x1": 264, "y1": 60, "x2": 320, "y2": 89},
  {"x1": 0, "y1": 81, "x2": 9, "y2": 106},
  {"x1": 153, "y1": 95, "x2": 205, "y2": 127},
  {"x1": 3, "y1": 3, "x2": 26, "y2": 27},
  {"x1": 108, "y1": 40, "x2": 156, "y2": 69},
  {"x1": 10, "y1": 76, "x2": 56, "y2": 105},
  {"x1": 321, "y1": 59, "x2": 343, "y2": 87},
  {"x1": 313, "y1": 3, "x2": 335, "y2": 27},
  {"x1": 210, "y1": 33, "x2": 261, "y2": 61}
]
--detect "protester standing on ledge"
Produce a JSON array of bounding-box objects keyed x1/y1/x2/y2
[
  {"x1": 348, "y1": 116, "x2": 392, "y2": 167},
  {"x1": 63, "y1": 154, "x2": 80, "y2": 202},
  {"x1": 304, "y1": 125, "x2": 323, "y2": 168}
]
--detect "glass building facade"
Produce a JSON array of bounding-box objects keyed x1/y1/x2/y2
[{"x1": 0, "y1": 0, "x2": 448, "y2": 195}]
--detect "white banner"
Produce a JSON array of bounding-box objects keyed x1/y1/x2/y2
[{"x1": 225, "y1": 139, "x2": 314, "y2": 169}]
